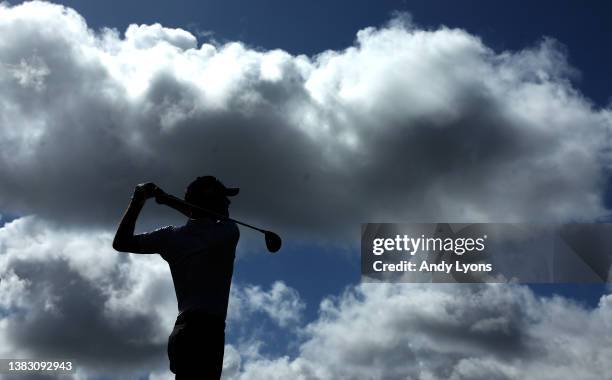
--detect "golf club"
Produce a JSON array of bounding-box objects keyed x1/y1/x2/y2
[{"x1": 152, "y1": 187, "x2": 282, "y2": 253}]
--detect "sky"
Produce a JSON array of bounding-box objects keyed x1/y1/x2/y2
[{"x1": 0, "y1": 1, "x2": 611, "y2": 379}]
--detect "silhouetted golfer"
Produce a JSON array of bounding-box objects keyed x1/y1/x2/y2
[{"x1": 113, "y1": 176, "x2": 240, "y2": 379}]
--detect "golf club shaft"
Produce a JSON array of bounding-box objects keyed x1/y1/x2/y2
[{"x1": 156, "y1": 192, "x2": 268, "y2": 234}]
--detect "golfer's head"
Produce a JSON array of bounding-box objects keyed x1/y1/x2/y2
[{"x1": 185, "y1": 176, "x2": 239, "y2": 218}]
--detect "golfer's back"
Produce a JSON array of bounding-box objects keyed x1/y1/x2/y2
[{"x1": 136, "y1": 218, "x2": 240, "y2": 319}]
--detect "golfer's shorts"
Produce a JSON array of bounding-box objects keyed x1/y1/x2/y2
[{"x1": 167, "y1": 310, "x2": 226, "y2": 379}]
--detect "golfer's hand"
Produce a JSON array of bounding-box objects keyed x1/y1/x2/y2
[
  {"x1": 133, "y1": 182, "x2": 158, "y2": 203},
  {"x1": 153, "y1": 186, "x2": 169, "y2": 204}
]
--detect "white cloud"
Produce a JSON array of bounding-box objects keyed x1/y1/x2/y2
[
  {"x1": 3, "y1": 56, "x2": 50, "y2": 91},
  {"x1": 0, "y1": 216, "x2": 174, "y2": 375},
  {"x1": 0, "y1": 216, "x2": 306, "y2": 377},
  {"x1": 0, "y1": 217, "x2": 610, "y2": 379},
  {"x1": 124, "y1": 23, "x2": 197, "y2": 51},
  {"x1": 228, "y1": 281, "x2": 305, "y2": 328},
  {"x1": 0, "y1": 1, "x2": 609, "y2": 240},
  {"x1": 224, "y1": 284, "x2": 612, "y2": 380},
  {"x1": 1, "y1": 2, "x2": 611, "y2": 379}
]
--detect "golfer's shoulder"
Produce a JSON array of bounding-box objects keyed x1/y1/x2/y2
[
  {"x1": 217, "y1": 219, "x2": 240, "y2": 240},
  {"x1": 186, "y1": 219, "x2": 238, "y2": 240},
  {"x1": 144, "y1": 225, "x2": 177, "y2": 237},
  {"x1": 134, "y1": 225, "x2": 178, "y2": 252}
]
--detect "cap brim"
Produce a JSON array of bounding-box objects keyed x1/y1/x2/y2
[{"x1": 225, "y1": 187, "x2": 240, "y2": 196}]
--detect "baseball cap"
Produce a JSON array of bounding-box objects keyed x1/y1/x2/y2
[{"x1": 185, "y1": 176, "x2": 239, "y2": 200}]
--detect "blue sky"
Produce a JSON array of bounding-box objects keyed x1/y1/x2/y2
[{"x1": 1, "y1": 1, "x2": 611, "y2": 378}]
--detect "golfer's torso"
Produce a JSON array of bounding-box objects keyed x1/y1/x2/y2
[{"x1": 162, "y1": 220, "x2": 239, "y2": 319}]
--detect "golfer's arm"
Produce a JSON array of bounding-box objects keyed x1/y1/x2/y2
[
  {"x1": 112, "y1": 199, "x2": 145, "y2": 252},
  {"x1": 156, "y1": 193, "x2": 192, "y2": 218},
  {"x1": 157, "y1": 193, "x2": 226, "y2": 220}
]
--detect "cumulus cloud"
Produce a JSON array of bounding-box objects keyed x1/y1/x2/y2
[
  {"x1": 0, "y1": 216, "x2": 610, "y2": 379},
  {"x1": 0, "y1": 1, "x2": 610, "y2": 240},
  {"x1": 0, "y1": 216, "x2": 306, "y2": 377},
  {"x1": 223, "y1": 283, "x2": 612, "y2": 380},
  {"x1": 229, "y1": 281, "x2": 305, "y2": 328},
  {"x1": 3, "y1": 56, "x2": 50, "y2": 91},
  {"x1": 0, "y1": 216, "x2": 174, "y2": 377},
  {"x1": 1, "y1": 2, "x2": 611, "y2": 379}
]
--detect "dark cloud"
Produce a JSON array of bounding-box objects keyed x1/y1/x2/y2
[
  {"x1": 0, "y1": 217, "x2": 173, "y2": 377},
  {"x1": 7, "y1": 259, "x2": 165, "y2": 371}
]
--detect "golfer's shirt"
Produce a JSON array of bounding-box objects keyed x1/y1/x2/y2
[{"x1": 134, "y1": 218, "x2": 239, "y2": 320}]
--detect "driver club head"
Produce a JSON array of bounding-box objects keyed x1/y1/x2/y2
[{"x1": 264, "y1": 231, "x2": 282, "y2": 253}]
